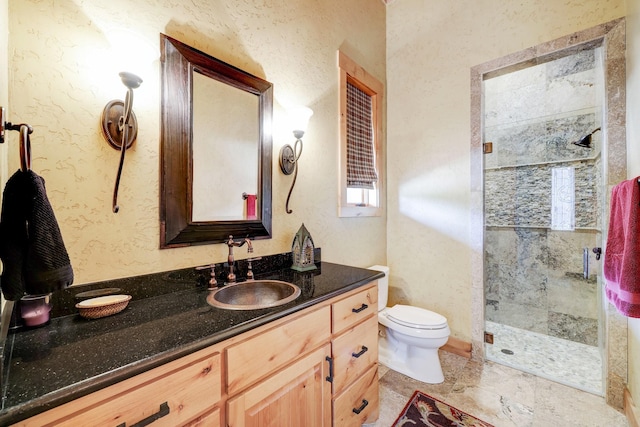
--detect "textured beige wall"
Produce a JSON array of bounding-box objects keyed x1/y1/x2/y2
[
  {"x1": 6, "y1": 0, "x2": 386, "y2": 285},
  {"x1": 627, "y1": 0, "x2": 640, "y2": 410},
  {"x1": 386, "y1": 0, "x2": 625, "y2": 340}
]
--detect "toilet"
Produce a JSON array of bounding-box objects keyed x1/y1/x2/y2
[{"x1": 369, "y1": 265, "x2": 450, "y2": 384}]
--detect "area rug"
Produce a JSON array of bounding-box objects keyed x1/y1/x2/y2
[{"x1": 393, "y1": 390, "x2": 495, "y2": 427}]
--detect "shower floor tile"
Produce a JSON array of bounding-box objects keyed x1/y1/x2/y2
[{"x1": 485, "y1": 320, "x2": 602, "y2": 395}]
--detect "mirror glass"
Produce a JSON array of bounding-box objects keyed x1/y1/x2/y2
[
  {"x1": 192, "y1": 71, "x2": 259, "y2": 221},
  {"x1": 160, "y1": 34, "x2": 273, "y2": 248}
]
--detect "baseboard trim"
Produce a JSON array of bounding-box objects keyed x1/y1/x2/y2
[
  {"x1": 626, "y1": 388, "x2": 640, "y2": 427},
  {"x1": 441, "y1": 336, "x2": 472, "y2": 359}
]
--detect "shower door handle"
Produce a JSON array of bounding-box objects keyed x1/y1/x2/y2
[{"x1": 582, "y1": 247, "x2": 589, "y2": 280}]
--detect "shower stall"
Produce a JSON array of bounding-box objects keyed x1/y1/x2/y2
[{"x1": 482, "y1": 47, "x2": 605, "y2": 395}]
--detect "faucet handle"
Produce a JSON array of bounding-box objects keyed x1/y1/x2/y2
[
  {"x1": 208, "y1": 265, "x2": 218, "y2": 289},
  {"x1": 195, "y1": 264, "x2": 218, "y2": 289},
  {"x1": 195, "y1": 263, "x2": 216, "y2": 272}
]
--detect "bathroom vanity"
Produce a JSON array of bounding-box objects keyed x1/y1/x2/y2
[{"x1": 0, "y1": 260, "x2": 382, "y2": 426}]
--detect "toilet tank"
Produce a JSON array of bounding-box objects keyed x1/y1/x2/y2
[{"x1": 367, "y1": 265, "x2": 389, "y2": 311}]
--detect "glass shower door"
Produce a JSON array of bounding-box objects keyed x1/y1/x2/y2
[{"x1": 482, "y1": 47, "x2": 605, "y2": 395}]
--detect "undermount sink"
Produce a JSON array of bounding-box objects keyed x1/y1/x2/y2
[{"x1": 206, "y1": 280, "x2": 301, "y2": 310}]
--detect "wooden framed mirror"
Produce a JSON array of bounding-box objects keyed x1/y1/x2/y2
[{"x1": 160, "y1": 34, "x2": 273, "y2": 248}]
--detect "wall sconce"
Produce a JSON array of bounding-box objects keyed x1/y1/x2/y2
[
  {"x1": 279, "y1": 106, "x2": 313, "y2": 214},
  {"x1": 101, "y1": 71, "x2": 143, "y2": 213}
]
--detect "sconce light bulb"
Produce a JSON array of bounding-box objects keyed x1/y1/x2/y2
[{"x1": 119, "y1": 71, "x2": 143, "y2": 89}]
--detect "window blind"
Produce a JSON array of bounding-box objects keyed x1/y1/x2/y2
[{"x1": 346, "y1": 81, "x2": 378, "y2": 189}]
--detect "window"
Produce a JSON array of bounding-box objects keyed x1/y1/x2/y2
[{"x1": 338, "y1": 51, "x2": 384, "y2": 217}]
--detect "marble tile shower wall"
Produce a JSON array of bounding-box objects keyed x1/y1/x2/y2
[
  {"x1": 483, "y1": 49, "x2": 602, "y2": 347},
  {"x1": 484, "y1": 157, "x2": 602, "y2": 229},
  {"x1": 485, "y1": 157, "x2": 601, "y2": 228},
  {"x1": 484, "y1": 113, "x2": 600, "y2": 170}
]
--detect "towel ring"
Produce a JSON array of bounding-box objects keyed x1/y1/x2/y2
[{"x1": 19, "y1": 124, "x2": 31, "y2": 171}]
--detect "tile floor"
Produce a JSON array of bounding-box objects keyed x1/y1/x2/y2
[
  {"x1": 369, "y1": 352, "x2": 628, "y2": 427},
  {"x1": 485, "y1": 320, "x2": 603, "y2": 395}
]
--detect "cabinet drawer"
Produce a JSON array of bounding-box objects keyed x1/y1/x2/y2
[
  {"x1": 184, "y1": 407, "x2": 221, "y2": 427},
  {"x1": 227, "y1": 305, "x2": 331, "y2": 394},
  {"x1": 18, "y1": 347, "x2": 221, "y2": 427},
  {"x1": 332, "y1": 284, "x2": 377, "y2": 334},
  {"x1": 331, "y1": 314, "x2": 378, "y2": 395},
  {"x1": 333, "y1": 364, "x2": 379, "y2": 427}
]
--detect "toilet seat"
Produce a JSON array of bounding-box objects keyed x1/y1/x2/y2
[{"x1": 386, "y1": 305, "x2": 448, "y2": 330}]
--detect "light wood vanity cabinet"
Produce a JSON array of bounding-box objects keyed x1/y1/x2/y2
[
  {"x1": 226, "y1": 285, "x2": 378, "y2": 427},
  {"x1": 17, "y1": 282, "x2": 379, "y2": 427},
  {"x1": 15, "y1": 346, "x2": 222, "y2": 427}
]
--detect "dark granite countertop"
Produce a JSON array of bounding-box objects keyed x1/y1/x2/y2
[{"x1": 0, "y1": 257, "x2": 383, "y2": 425}]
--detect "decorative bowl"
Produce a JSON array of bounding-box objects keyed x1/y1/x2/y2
[{"x1": 75, "y1": 294, "x2": 132, "y2": 319}]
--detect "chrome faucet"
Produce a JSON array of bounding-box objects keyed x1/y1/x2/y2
[{"x1": 226, "y1": 235, "x2": 253, "y2": 283}]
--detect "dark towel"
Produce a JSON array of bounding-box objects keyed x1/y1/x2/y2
[
  {"x1": 0, "y1": 169, "x2": 73, "y2": 300},
  {"x1": 603, "y1": 177, "x2": 640, "y2": 318}
]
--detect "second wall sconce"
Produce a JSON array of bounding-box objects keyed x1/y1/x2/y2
[
  {"x1": 101, "y1": 71, "x2": 143, "y2": 213},
  {"x1": 279, "y1": 107, "x2": 313, "y2": 214}
]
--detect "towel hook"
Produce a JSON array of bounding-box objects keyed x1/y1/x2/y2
[
  {"x1": 0, "y1": 106, "x2": 5, "y2": 144},
  {"x1": 1, "y1": 107, "x2": 34, "y2": 143},
  {"x1": 19, "y1": 124, "x2": 31, "y2": 171},
  {"x1": 1, "y1": 106, "x2": 34, "y2": 171}
]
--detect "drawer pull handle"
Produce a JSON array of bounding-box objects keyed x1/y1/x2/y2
[
  {"x1": 117, "y1": 402, "x2": 170, "y2": 427},
  {"x1": 352, "y1": 399, "x2": 369, "y2": 415},
  {"x1": 352, "y1": 345, "x2": 368, "y2": 358},
  {"x1": 325, "y1": 356, "x2": 334, "y2": 383},
  {"x1": 352, "y1": 303, "x2": 368, "y2": 313}
]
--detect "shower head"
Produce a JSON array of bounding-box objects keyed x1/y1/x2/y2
[{"x1": 572, "y1": 127, "x2": 601, "y2": 148}]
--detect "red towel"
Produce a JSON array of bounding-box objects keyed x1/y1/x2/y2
[{"x1": 603, "y1": 177, "x2": 640, "y2": 318}]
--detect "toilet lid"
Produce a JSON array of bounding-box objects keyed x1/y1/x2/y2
[{"x1": 386, "y1": 305, "x2": 448, "y2": 329}]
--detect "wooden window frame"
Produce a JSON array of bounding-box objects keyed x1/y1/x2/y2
[{"x1": 338, "y1": 51, "x2": 384, "y2": 218}]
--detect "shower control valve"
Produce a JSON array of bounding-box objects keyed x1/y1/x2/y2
[{"x1": 592, "y1": 247, "x2": 602, "y2": 261}]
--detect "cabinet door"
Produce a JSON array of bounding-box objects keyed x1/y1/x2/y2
[{"x1": 227, "y1": 345, "x2": 332, "y2": 427}]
